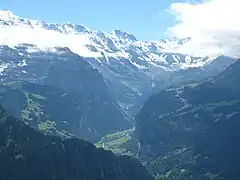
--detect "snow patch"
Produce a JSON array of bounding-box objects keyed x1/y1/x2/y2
[
  {"x1": 18, "y1": 59, "x2": 27, "y2": 67},
  {"x1": 0, "y1": 10, "x2": 225, "y2": 71},
  {"x1": 0, "y1": 63, "x2": 9, "y2": 75}
]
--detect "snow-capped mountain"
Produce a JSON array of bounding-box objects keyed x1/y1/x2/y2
[
  {"x1": 0, "y1": 10, "x2": 236, "y2": 116},
  {"x1": 0, "y1": 10, "x2": 212, "y2": 70}
]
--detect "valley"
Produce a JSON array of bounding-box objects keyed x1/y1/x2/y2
[{"x1": 0, "y1": 10, "x2": 239, "y2": 180}]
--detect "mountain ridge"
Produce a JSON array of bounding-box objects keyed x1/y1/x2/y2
[
  {"x1": 0, "y1": 10, "x2": 236, "y2": 116},
  {"x1": 0, "y1": 106, "x2": 154, "y2": 180},
  {"x1": 0, "y1": 9, "x2": 225, "y2": 70},
  {"x1": 0, "y1": 45, "x2": 131, "y2": 142},
  {"x1": 134, "y1": 60, "x2": 240, "y2": 179}
]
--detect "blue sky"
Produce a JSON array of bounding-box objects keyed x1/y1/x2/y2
[{"x1": 1, "y1": 0, "x2": 187, "y2": 40}]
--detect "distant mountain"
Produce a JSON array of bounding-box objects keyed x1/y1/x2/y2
[
  {"x1": 0, "y1": 106, "x2": 154, "y2": 180},
  {"x1": 0, "y1": 45, "x2": 131, "y2": 142},
  {"x1": 0, "y1": 10, "x2": 236, "y2": 116},
  {"x1": 135, "y1": 60, "x2": 240, "y2": 179}
]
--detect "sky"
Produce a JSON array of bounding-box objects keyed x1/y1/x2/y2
[
  {"x1": 1, "y1": 0, "x2": 189, "y2": 41},
  {"x1": 1, "y1": 0, "x2": 240, "y2": 58}
]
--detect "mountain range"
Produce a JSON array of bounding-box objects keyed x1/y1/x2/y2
[
  {"x1": 0, "y1": 10, "x2": 236, "y2": 116},
  {"x1": 0, "y1": 9, "x2": 240, "y2": 180}
]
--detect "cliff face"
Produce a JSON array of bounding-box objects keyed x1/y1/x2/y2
[
  {"x1": 135, "y1": 61, "x2": 240, "y2": 179},
  {"x1": 0, "y1": 45, "x2": 131, "y2": 141},
  {"x1": 0, "y1": 107, "x2": 153, "y2": 180}
]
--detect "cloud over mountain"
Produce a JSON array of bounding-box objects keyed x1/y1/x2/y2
[
  {"x1": 0, "y1": 25, "x2": 94, "y2": 57},
  {"x1": 168, "y1": 0, "x2": 240, "y2": 58}
]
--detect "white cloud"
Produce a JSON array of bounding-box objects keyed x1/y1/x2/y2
[
  {"x1": 0, "y1": 25, "x2": 100, "y2": 57},
  {"x1": 167, "y1": 0, "x2": 240, "y2": 58}
]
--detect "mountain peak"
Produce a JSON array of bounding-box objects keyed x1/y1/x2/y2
[
  {"x1": 213, "y1": 59, "x2": 240, "y2": 84},
  {"x1": 111, "y1": 29, "x2": 137, "y2": 42},
  {"x1": 0, "y1": 10, "x2": 235, "y2": 72},
  {"x1": 0, "y1": 10, "x2": 19, "y2": 21}
]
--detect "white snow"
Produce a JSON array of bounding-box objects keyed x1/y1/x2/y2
[
  {"x1": 0, "y1": 10, "x2": 19, "y2": 21},
  {"x1": 17, "y1": 59, "x2": 27, "y2": 67},
  {"x1": 0, "y1": 10, "x2": 221, "y2": 71},
  {"x1": 0, "y1": 63, "x2": 9, "y2": 75}
]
